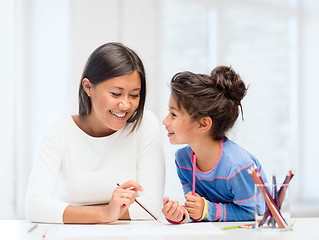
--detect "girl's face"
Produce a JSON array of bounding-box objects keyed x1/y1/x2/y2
[
  {"x1": 162, "y1": 96, "x2": 200, "y2": 145},
  {"x1": 85, "y1": 70, "x2": 141, "y2": 136}
]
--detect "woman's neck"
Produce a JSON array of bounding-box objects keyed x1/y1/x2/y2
[
  {"x1": 72, "y1": 114, "x2": 116, "y2": 137},
  {"x1": 190, "y1": 137, "x2": 221, "y2": 172}
]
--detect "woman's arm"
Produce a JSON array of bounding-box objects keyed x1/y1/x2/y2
[
  {"x1": 63, "y1": 181, "x2": 142, "y2": 223},
  {"x1": 25, "y1": 122, "x2": 141, "y2": 223},
  {"x1": 130, "y1": 111, "x2": 165, "y2": 219},
  {"x1": 25, "y1": 128, "x2": 68, "y2": 223}
]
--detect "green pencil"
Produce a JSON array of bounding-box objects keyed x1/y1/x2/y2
[
  {"x1": 222, "y1": 223, "x2": 255, "y2": 230},
  {"x1": 222, "y1": 225, "x2": 241, "y2": 230}
]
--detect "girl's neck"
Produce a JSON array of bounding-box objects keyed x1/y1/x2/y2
[{"x1": 190, "y1": 138, "x2": 222, "y2": 172}]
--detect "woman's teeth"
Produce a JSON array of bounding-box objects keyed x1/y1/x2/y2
[{"x1": 111, "y1": 111, "x2": 126, "y2": 118}]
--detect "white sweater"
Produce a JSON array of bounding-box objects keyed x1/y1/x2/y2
[{"x1": 25, "y1": 110, "x2": 165, "y2": 223}]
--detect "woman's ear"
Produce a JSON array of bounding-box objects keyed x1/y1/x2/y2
[
  {"x1": 82, "y1": 78, "x2": 93, "y2": 97},
  {"x1": 198, "y1": 116, "x2": 212, "y2": 133}
]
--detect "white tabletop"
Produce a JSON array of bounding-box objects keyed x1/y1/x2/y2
[{"x1": 1, "y1": 218, "x2": 318, "y2": 240}]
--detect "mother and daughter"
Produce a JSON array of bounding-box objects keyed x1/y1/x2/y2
[{"x1": 25, "y1": 42, "x2": 267, "y2": 224}]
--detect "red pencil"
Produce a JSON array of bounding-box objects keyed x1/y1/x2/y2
[
  {"x1": 116, "y1": 183, "x2": 161, "y2": 223},
  {"x1": 259, "y1": 170, "x2": 295, "y2": 226},
  {"x1": 248, "y1": 168, "x2": 287, "y2": 229}
]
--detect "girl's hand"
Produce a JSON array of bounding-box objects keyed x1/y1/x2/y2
[
  {"x1": 184, "y1": 192, "x2": 205, "y2": 220},
  {"x1": 162, "y1": 196, "x2": 184, "y2": 223},
  {"x1": 103, "y1": 180, "x2": 143, "y2": 223}
]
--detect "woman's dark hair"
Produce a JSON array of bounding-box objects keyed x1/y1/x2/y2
[
  {"x1": 78, "y1": 42, "x2": 146, "y2": 132},
  {"x1": 170, "y1": 65, "x2": 247, "y2": 141}
]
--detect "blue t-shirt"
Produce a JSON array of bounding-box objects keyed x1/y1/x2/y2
[{"x1": 175, "y1": 139, "x2": 267, "y2": 222}]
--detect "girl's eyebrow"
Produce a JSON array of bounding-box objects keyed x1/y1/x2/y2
[{"x1": 169, "y1": 106, "x2": 177, "y2": 111}]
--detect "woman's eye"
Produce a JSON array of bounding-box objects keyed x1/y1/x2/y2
[
  {"x1": 130, "y1": 94, "x2": 140, "y2": 99},
  {"x1": 111, "y1": 92, "x2": 121, "y2": 97}
]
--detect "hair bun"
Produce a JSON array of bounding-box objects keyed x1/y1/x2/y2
[{"x1": 210, "y1": 65, "x2": 247, "y2": 104}]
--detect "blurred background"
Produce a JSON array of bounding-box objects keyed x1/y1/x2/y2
[{"x1": 1, "y1": 0, "x2": 319, "y2": 219}]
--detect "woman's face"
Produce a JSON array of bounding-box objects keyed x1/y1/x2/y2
[{"x1": 85, "y1": 70, "x2": 141, "y2": 136}]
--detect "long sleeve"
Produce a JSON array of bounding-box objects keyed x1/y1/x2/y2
[
  {"x1": 25, "y1": 111, "x2": 165, "y2": 223},
  {"x1": 25, "y1": 125, "x2": 68, "y2": 223},
  {"x1": 204, "y1": 165, "x2": 266, "y2": 222},
  {"x1": 129, "y1": 111, "x2": 165, "y2": 219},
  {"x1": 173, "y1": 141, "x2": 267, "y2": 223}
]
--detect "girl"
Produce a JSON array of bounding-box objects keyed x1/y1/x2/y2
[
  {"x1": 162, "y1": 66, "x2": 267, "y2": 223},
  {"x1": 25, "y1": 42, "x2": 165, "y2": 224}
]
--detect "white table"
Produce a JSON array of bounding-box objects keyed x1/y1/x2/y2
[{"x1": 0, "y1": 218, "x2": 318, "y2": 240}]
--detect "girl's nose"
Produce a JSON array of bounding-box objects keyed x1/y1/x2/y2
[{"x1": 162, "y1": 115, "x2": 169, "y2": 126}]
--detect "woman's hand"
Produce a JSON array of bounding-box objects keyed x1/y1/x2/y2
[
  {"x1": 162, "y1": 196, "x2": 184, "y2": 223},
  {"x1": 103, "y1": 180, "x2": 143, "y2": 223},
  {"x1": 184, "y1": 192, "x2": 205, "y2": 220}
]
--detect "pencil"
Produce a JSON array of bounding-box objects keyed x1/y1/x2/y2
[
  {"x1": 248, "y1": 168, "x2": 287, "y2": 229},
  {"x1": 116, "y1": 183, "x2": 161, "y2": 223},
  {"x1": 42, "y1": 229, "x2": 47, "y2": 238},
  {"x1": 27, "y1": 223, "x2": 38, "y2": 233},
  {"x1": 222, "y1": 225, "x2": 241, "y2": 230},
  {"x1": 271, "y1": 174, "x2": 278, "y2": 227},
  {"x1": 240, "y1": 225, "x2": 256, "y2": 229},
  {"x1": 222, "y1": 222, "x2": 255, "y2": 230},
  {"x1": 192, "y1": 153, "x2": 196, "y2": 196},
  {"x1": 259, "y1": 170, "x2": 295, "y2": 226}
]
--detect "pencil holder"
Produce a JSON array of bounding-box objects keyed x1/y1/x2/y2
[{"x1": 254, "y1": 183, "x2": 292, "y2": 231}]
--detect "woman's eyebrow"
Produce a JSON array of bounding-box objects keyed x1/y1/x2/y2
[{"x1": 110, "y1": 87, "x2": 141, "y2": 91}]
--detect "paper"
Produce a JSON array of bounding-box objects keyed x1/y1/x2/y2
[{"x1": 58, "y1": 221, "x2": 225, "y2": 237}]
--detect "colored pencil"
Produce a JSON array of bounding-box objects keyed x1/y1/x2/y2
[
  {"x1": 271, "y1": 174, "x2": 278, "y2": 227},
  {"x1": 27, "y1": 223, "x2": 38, "y2": 233},
  {"x1": 248, "y1": 168, "x2": 287, "y2": 229},
  {"x1": 42, "y1": 229, "x2": 47, "y2": 238},
  {"x1": 116, "y1": 183, "x2": 161, "y2": 223},
  {"x1": 259, "y1": 170, "x2": 295, "y2": 226},
  {"x1": 192, "y1": 152, "x2": 196, "y2": 196},
  {"x1": 222, "y1": 222, "x2": 256, "y2": 230}
]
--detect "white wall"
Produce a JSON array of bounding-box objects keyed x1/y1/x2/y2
[
  {"x1": 1, "y1": 0, "x2": 319, "y2": 219},
  {"x1": 0, "y1": 0, "x2": 16, "y2": 218}
]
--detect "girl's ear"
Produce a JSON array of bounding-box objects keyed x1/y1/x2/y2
[
  {"x1": 82, "y1": 78, "x2": 93, "y2": 97},
  {"x1": 198, "y1": 116, "x2": 212, "y2": 133}
]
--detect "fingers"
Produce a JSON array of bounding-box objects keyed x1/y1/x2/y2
[
  {"x1": 185, "y1": 195, "x2": 205, "y2": 220},
  {"x1": 185, "y1": 193, "x2": 201, "y2": 202},
  {"x1": 115, "y1": 180, "x2": 143, "y2": 205},
  {"x1": 163, "y1": 196, "x2": 169, "y2": 205},
  {"x1": 119, "y1": 180, "x2": 143, "y2": 192},
  {"x1": 162, "y1": 199, "x2": 184, "y2": 222},
  {"x1": 185, "y1": 191, "x2": 192, "y2": 196}
]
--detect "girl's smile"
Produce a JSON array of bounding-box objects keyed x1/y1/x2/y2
[{"x1": 163, "y1": 96, "x2": 199, "y2": 145}]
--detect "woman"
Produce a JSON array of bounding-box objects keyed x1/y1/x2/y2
[{"x1": 25, "y1": 42, "x2": 165, "y2": 224}]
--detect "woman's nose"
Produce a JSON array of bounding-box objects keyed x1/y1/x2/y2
[{"x1": 119, "y1": 97, "x2": 131, "y2": 110}]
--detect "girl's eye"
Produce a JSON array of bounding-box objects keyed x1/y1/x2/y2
[
  {"x1": 111, "y1": 92, "x2": 121, "y2": 97},
  {"x1": 171, "y1": 112, "x2": 177, "y2": 118}
]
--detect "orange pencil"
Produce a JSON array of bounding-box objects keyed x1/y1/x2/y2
[
  {"x1": 248, "y1": 168, "x2": 287, "y2": 229},
  {"x1": 42, "y1": 229, "x2": 47, "y2": 238}
]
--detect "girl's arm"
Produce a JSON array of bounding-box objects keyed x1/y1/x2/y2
[
  {"x1": 175, "y1": 158, "x2": 266, "y2": 222},
  {"x1": 196, "y1": 165, "x2": 267, "y2": 222}
]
